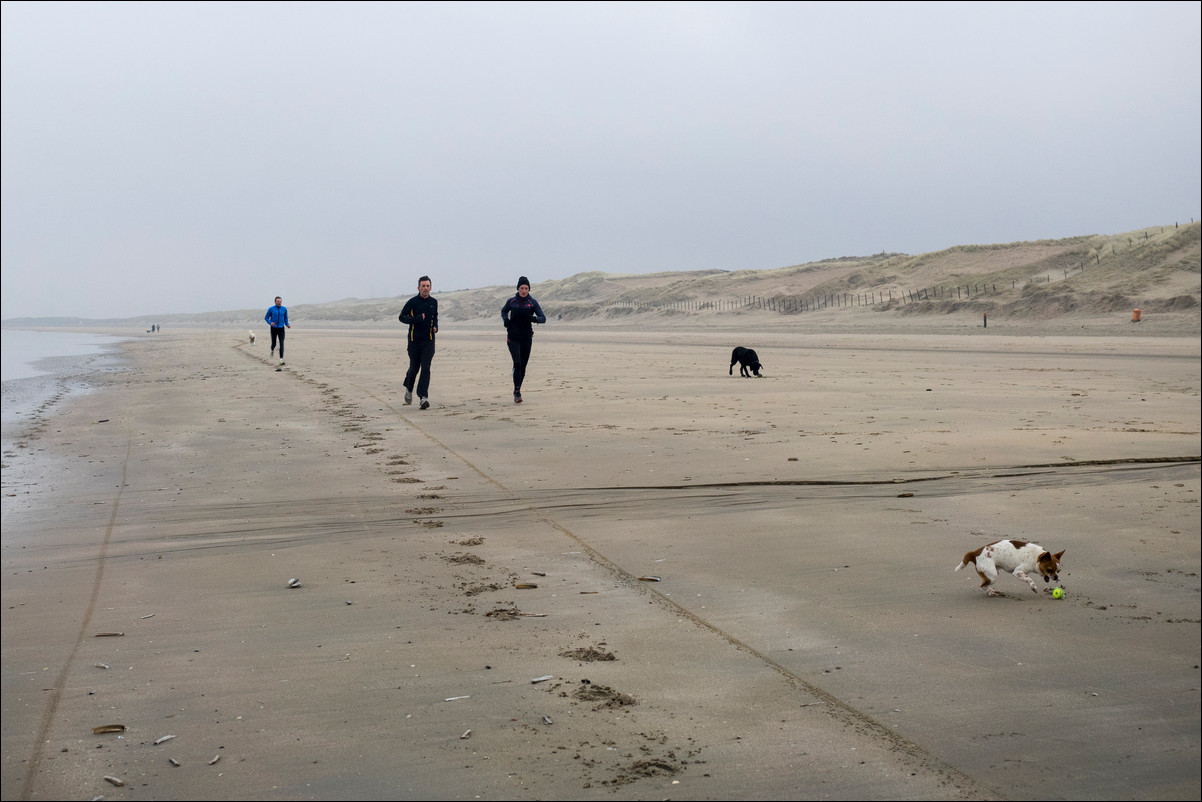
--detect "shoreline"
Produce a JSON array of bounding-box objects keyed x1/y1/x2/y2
[
  {"x1": 2, "y1": 343, "x2": 135, "y2": 522},
  {"x1": 2, "y1": 327, "x2": 1198, "y2": 800},
  {"x1": 1, "y1": 331, "x2": 136, "y2": 423}
]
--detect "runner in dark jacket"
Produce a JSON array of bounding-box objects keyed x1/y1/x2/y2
[
  {"x1": 500, "y1": 276, "x2": 546, "y2": 404},
  {"x1": 399, "y1": 276, "x2": 438, "y2": 409}
]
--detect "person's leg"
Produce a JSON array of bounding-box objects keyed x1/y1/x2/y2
[
  {"x1": 507, "y1": 337, "x2": 524, "y2": 392},
  {"x1": 415, "y1": 341, "x2": 435, "y2": 399},
  {"x1": 276, "y1": 328, "x2": 285, "y2": 360},
  {"x1": 517, "y1": 339, "x2": 532, "y2": 389},
  {"x1": 270, "y1": 328, "x2": 280, "y2": 355},
  {"x1": 404, "y1": 341, "x2": 421, "y2": 394}
]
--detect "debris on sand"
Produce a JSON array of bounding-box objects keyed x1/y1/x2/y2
[
  {"x1": 573, "y1": 683, "x2": 637, "y2": 710},
  {"x1": 560, "y1": 646, "x2": 616, "y2": 662},
  {"x1": 607, "y1": 758, "x2": 681, "y2": 786},
  {"x1": 463, "y1": 582, "x2": 502, "y2": 596}
]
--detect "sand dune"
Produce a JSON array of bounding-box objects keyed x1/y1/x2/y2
[{"x1": 6, "y1": 222, "x2": 1198, "y2": 333}]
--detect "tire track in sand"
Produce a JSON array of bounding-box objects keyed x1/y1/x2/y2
[{"x1": 20, "y1": 428, "x2": 131, "y2": 801}]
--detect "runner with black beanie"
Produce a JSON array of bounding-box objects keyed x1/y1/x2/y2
[{"x1": 500, "y1": 276, "x2": 546, "y2": 403}]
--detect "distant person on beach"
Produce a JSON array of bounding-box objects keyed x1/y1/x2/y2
[
  {"x1": 500, "y1": 276, "x2": 546, "y2": 404},
  {"x1": 398, "y1": 276, "x2": 438, "y2": 409},
  {"x1": 265, "y1": 296, "x2": 290, "y2": 365}
]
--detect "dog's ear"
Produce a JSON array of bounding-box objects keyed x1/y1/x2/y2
[{"x1": 1054, "y1": 550, "x2": 1065, "y2": 560}]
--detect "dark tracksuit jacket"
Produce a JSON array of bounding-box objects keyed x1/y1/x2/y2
[{"x1": 399, "y1": 295, "x2": 438, "y2": 343}]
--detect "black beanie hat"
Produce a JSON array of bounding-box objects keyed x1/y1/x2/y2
[{"x1": 517, "y1": 276, "x2": 530, "y2": 289}]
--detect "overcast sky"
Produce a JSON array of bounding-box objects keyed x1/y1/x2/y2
[{"x1": 3, "y1": 1, "x2": 1199, "y2": 320}]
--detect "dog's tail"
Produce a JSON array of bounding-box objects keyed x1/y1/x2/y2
[{"x1": 954, "y1": 548, "x2": 980, "y2": 572}]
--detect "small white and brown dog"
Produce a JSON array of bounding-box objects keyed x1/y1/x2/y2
[
  {"x1": 249, "y1": 330, "x2": 257, "y2": 345},
  {"x1": 956, "y1": 539, "x2": 1064, "y2": 596}
]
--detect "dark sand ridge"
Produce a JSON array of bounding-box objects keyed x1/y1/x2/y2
[{"x1": 2, "y1": 324, "x2": 1198, "y2": 800}]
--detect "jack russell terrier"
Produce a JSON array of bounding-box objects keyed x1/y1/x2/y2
[
  {"x1": 956, "y1": 539, "x2": 1064, "y2": 596},
  {"x1": 249, "y1": 330, "x2": 257, "y2": 345}
]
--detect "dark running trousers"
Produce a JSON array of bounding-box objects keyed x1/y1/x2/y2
[
  {"x1": 405, "y1": 339, "x2": 435, "y2": 398},
  {"x1": 270, "y1": 327, "x2": 286, "y2": 358},
  {"x1": 507, "y1": 335, "x2": 532, "y2": 392}
]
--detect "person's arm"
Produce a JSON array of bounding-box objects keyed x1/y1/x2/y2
[
  {"x1": 265, "y1": 308, "x2": 273, "y2": 326},
  {"x1": 284, "y1": 308, "x2": 290, "y2": 328},
  {"x1": 399, "y1": 300, "x2": 415, "y2": 325},
  {"x1": 500, "y1": 298, "x2": 512, "y2": 327},
  {"x1": 530, "y1": 299, "x2": 547, "y2": 325}
]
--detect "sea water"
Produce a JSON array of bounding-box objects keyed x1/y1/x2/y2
[
  {"x1": 1, "y1": 329, "x2": 132, "y2": 382},
  {"x1": 1, "y1": 329, "x2": 134, "y2": 426}
]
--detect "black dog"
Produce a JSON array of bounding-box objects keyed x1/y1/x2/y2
[{"x1": 730, "y1": 347, "x2": 763, "y2": 378}]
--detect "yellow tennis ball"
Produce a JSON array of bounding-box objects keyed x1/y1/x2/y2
[{"x1": 1052, "y1": 587, "x2": 1064, "y2": 599}]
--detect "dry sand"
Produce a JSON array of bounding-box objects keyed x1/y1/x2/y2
[{"x1": 2, "y1": 321, "x2": 1199, "y2": 801}]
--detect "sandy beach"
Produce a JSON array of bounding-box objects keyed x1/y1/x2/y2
[{"x1": 2, "y1": 321, "x2": 1199, "y2": 801}]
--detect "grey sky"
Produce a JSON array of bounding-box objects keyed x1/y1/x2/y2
[{"x1": 3, "y1": 1, "x2": 1199, "y2": 320}]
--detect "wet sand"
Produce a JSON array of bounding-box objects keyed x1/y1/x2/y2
[{"x1": 2, "y1": 323, "x2": 1199, "y2": 801}]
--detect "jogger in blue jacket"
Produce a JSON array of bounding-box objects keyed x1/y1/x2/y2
[{"x1": 265, "y1": 296, "x2": 290, "y2": 363}]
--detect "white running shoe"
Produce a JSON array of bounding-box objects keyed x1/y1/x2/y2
[
  {"x1": 404, "y1": 389, "x2": 413, "y2": 405},
  {"x1": 419, "y1": 397, "x2": 430, "y2": 410}
]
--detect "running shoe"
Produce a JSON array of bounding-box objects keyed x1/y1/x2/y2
[
  {"x1": 419, "y1": 397, "x2": 430, "y2": 410},
  {"x1": 514, "y1": 391, "x2": 523, "y2": 404},
  {"x1": 404, "y1": 388, "x2": 413, "y2": 405}
]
